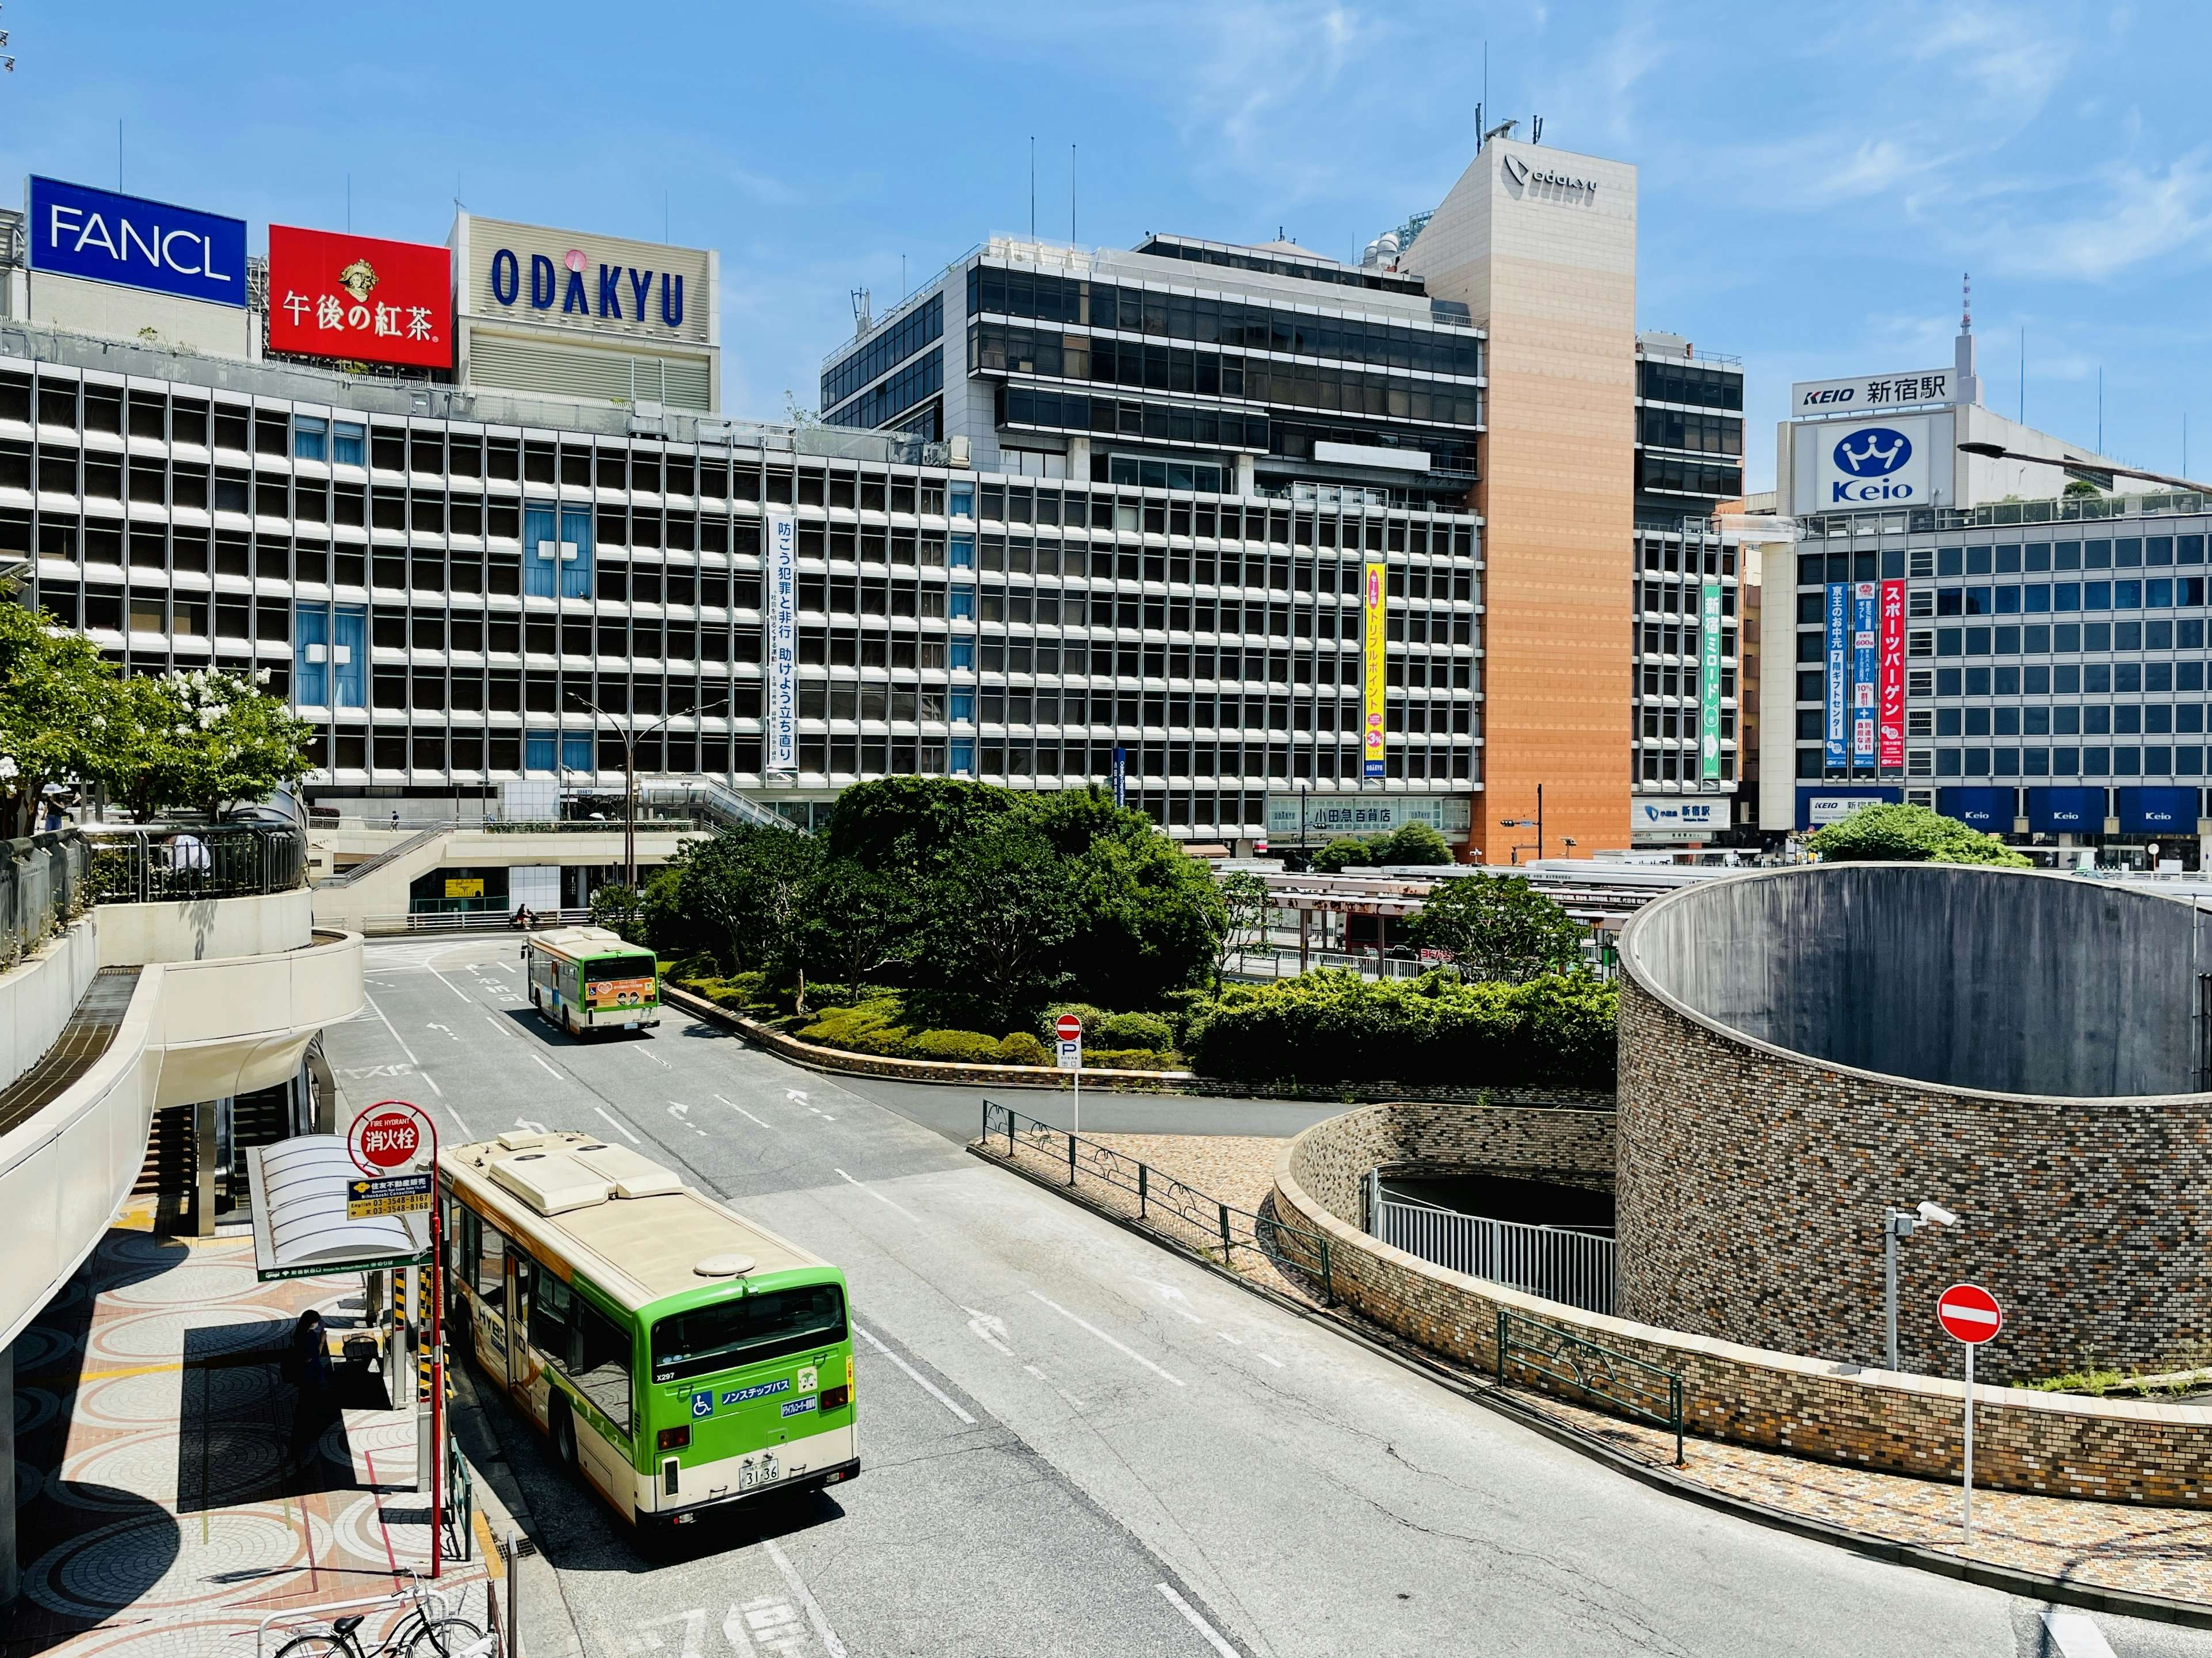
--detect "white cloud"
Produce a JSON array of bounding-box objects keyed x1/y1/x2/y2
[{"x1": 1956, "y1": 147, "x2": 2212, "y2": 280}]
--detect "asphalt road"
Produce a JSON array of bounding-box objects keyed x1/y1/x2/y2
[
  {"x1": 807, "y1": 1069, "x2": 1349, "y2": 1145},
  {"x1": 331, "y1": 935, "x2": 2212, "y2": 1658}
]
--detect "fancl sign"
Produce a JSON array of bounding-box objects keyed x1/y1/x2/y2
[{"x1": 28, "y1": 176, "x2": 247, "y2": 307}]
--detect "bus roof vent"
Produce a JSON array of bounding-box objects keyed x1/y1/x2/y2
[
  {"x1": 695, "y1": 1253, "x2": 757, "y2": 1278},
  {"x1": 570, "y1": 1142, "x2": 684, "y2": 1199},
  {"x1": 488, "y1": 1150, "x2": 612, "y2": 1216},
  {"x1": 497, "y1": 1130, "x2": 552, "y2": 1151}
]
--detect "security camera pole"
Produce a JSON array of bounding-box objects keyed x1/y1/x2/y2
[{"x1": 1883, "y1": 1199, "x2": 1959, "y2": 1370}]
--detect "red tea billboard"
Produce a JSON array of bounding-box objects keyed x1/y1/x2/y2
[{"x1": 267, "y1": 224, "x2": 451, "y2": 369}]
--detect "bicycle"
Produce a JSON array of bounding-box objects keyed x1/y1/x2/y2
[{"x1": 272, "y1": 1572, "x2": 485, "y2": 1658}]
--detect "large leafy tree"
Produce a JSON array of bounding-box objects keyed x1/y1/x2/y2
[
  {"x1": 823, "y1": 775, "x2": 1021, "y2": 880},
  {"x1": 924, "y1": 820, "x2": 1077, "y2": 1027},
  {"x1": 1025, "y1": 786, "x2": 1224, "y2": 1007},
  {"x1": 0, "y1": 602, "x2": 126, "y2": 836},
  {"x1": 666, "y1": 824, "x2": 827, "y2": 990},
  {"x1": 1376, "y1": 821, "x2": 1455, "y2": 866},
  {"x1": 1807, "y1": 803, "x2": 2030, "y2": 867},
  {"x1": 100, "y1": 667, "x2": 315, "y2": 822},
  {"x1": 1404, "y1": 874, "x2": 1587, "y2": 984},
  {"x1": 805, "y1": 861, "x2": 921, "y2": 999}
]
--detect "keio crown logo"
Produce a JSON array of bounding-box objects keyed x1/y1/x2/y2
[{"x1": 1833, "y1": 427, "x2": 1912, "y2": 477}]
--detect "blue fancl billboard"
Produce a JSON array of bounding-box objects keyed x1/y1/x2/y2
[{"x1": 28, "y1": 175, "x2": 247, "y2": 308}]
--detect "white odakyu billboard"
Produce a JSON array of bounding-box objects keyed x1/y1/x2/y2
[{"x1": 1813, "y1": 414, "x2": 1936, "y2": 509}]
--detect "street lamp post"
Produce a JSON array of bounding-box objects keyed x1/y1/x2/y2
[
  {"x1": 1498, "y1": 782, "x2": 1544, "y2": 865},
  {"x1": 1882, "y1": 1199, "x2": 1959, "y2": 1371},
  {"x1": 566, "y1": 693, "x2": 724, "y2": 891},
  {"x1": 1955, "y1": 440, "x2": 2212, "y2": 497}
]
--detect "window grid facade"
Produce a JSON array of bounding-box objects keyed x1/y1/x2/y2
[{"x1": 0, "y1": 353, "x2": 1483, "y2": 837}]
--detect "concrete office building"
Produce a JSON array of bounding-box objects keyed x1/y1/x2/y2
[
  {"x1": 823, "y1": 137, "x2": 1745, "y2": 859},
  {"x1": 1754, "y1": 307, "x2": 2212, "y2": 862}
]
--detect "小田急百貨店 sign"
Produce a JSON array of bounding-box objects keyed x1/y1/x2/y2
[{"x1": 29, "y1": 175, "x2": 247, "y2": 307}]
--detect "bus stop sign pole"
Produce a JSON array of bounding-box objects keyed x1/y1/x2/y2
[{"x1": 356, "y1": 1101, "x2": 441, "y2": 1578}]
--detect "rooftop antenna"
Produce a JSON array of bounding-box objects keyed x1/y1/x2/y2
[
  {"x1": 1482, "y1": 40, "x2": 1489, "y2": 146},
  {"x1": 2099, "y1": 365, "x2": 2104, "y2": 453},
  {"x1": 116, "y1": 119, "x2": 122, "y2": 190},
  {"x1": 2019, "y1": 324, "x2": 2025, "y2": 422},
  {"x1": 1961, "y1": 270, "x2": 1971, "y2": 333},
  {"x1": 346, "y1": 173, "x2": 352, "y2": 234},
  {"x1": 1532, "y1": 115, "x2": 1543, "y2": 144},
  {"x1": 0, "y1": 8, "x2": 16, "y2": 73},
  {"x1": 900, "y1": 253, "x2": 907, "y2": 299},
  {"x1": 1473, "y1": 101, "x2": 1483, "y2": 150},
  {"x1": 1029, "y1": 136, "x2": 1035, "y2": 239},
  {"x1": 851, "y1": 287, "x2": 872, "y2": 339},
  {"x1": 664, "y1": 189, "x2": 670, "y2": 245},
  {"x1": 1071, "y1": 143, "x2": 1077, "y2": 244}
]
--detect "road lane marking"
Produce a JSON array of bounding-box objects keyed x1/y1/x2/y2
[
  {"x1": 1216, "y1": 1332, "x2": 1243, "y2": 1346},
  {"x1": 962, "y1": 1307, "x2": 1015, "y2": 1356},
  {"x1": 592, "y1": 1105, "x2": 643, "y2": 1145},
  {"x1": 639, "y1": 1049, "x2": 671, "y2": 1068},
  {"x1": 1157, "y1": 1584, "x2": 1238, "y2": 1658},
  {"x1": 1021, "y1": 1362, "x2": 1086, "y2": 1410},
  {"x1": 2041, "y1": 1612, "x2": 2118, "y2": 1658},
  {"x1": 1256, "y1": 1351, "x2": 1285, "y2": 1369},
  {"x1": 1028, "y1": 1291, "x2": 1186, "y2": 1388},
  {"x1": 364, "y1": 994, "x2": 420, "y2": 1065},
  {"x1": 717, "y1": 1094, "x2": 775, "y2": 1130},
  {"x1": 853, "y1": 1324, "x2": 977, "y2": 1426},
  {"x1": 531, "y1": 1053, "x2": 563, "y2": 1078},
  {"x1": 425, "y1": 963, "x2": 474, "y2": 1006},
  {"x1": 833, "y1": 1168, "x2": 917, "y2": 1219},
  {"x1": 763, "y1": 1540, "x2": 846, "y2": 1658}
]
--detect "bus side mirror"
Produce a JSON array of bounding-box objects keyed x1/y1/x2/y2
[{"x1": 518, "y1": 948, "x2": 528, "y2": 960}]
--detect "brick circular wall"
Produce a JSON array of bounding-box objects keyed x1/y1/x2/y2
[{"x1": 1617, "y1": 864, "x2": 2212, "y2": 1378}]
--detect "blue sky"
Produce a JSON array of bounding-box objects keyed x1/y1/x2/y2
[{"x1": 5, "y1": 1, "x2": 2210, "y2": 492}]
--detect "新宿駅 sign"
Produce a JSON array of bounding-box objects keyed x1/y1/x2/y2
[
  {"x1": 28, "y1": 175, "x2": 247, "y2": 307},
  {"x1": 1790, "y1": 369, "x2": 1957, "y2": 413}
]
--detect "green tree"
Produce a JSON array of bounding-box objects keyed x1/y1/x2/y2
[
  {"x1": 1026, "y1": 785, "x2": 1224, "y2": 1007},
  {"x1": 824, "y1": 775, "x2": 1021, "y2": 880},
  {"x1": 1376, "y1": 821, "x2": 1455, "y2": 866},
  {"x1": 1310, "y1": 835, "x2": 1376, "y2": 873},
  {"x1": 805, "y1": 861, "x2": 921, "y2": 1000},
  {"x1": 1211, "y1": 871, "x2": 1272, "y2": 991},
  {"x1": 924, "y1": 822, "x2": 1077, "y2": 1027},
  {"x1": 100, "y1": 667, "x2": 315, "y2": 822},
  {"x1": 588, "y1": 882, "x2": 648, "y2": 943},
  {"x1": 665, "y1": 824, "x2": 827, "y2": 994},
  {"x1": 1806, "y1": 802, "x2": 2030, "y2": 866},
  {"x1": 1403, "y1": 874, "x2": 1586, "y2": 983},
  {"x1": 0, "y1": 602, "x2": 125, "y2": 836}
]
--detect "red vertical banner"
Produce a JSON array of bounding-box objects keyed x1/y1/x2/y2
[{"x1": 1877, "y1": 578, "x2": 1907, "y2": 770}]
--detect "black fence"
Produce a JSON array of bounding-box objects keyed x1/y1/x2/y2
[
  {"x1": 0, "y1": 831, "x2": 93, "y2": 965},
  {"x1": 84, "y1": 822, "x2": 309, "y2": 905}
]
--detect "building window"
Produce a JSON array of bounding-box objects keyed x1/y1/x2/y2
[
  {"x1": 524, "y1": 505, "x2": 594, "y2": 598},
  {"x1": 525, "y1": 732, "x2": 556, "y2": 773},
  {"x1": 949, "y1": 486, "x2": 974, "y2": 518},
  {"x1": 949, "y1": 587, "x2": 976, "y2": 620},
  {"x1": 293, "y1": 417, "x2": 327, "y2": 463},
  {"x1": 950, "y1": 534, "x2": 975, "y2": 568},
  {"x1": 949, "y1": 638, "x2": 975, "y2": 670},
  {"x1": 333, "y1": 422, "x2": 366, "y2": 467},
  {"x1": 949, "y1": 739, "x2": 975, "y2": 775}
]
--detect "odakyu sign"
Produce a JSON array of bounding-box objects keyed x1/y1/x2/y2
[
  {"x1": 464, "y1": 215, "x2": 711, "y2": 345},
  {"x1": 1814, "y1": 414, "x2": 1936, "y2": 506},
  {"x1": 28, "y1": 175, "x2": 247, "y2": 307}
]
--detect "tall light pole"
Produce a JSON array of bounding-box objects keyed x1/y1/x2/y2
[
  {"x1": 1955, "y1": 440, "x2": 2212, "y2": 496},
  {"x1": 1882, "y1": 1199, "x2": 1959, "y2": 1371},
  {"x1": 567, "y1": 693, "x2": 724, "y2": 890}
]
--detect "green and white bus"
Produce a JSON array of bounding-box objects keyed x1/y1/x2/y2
[
  {"x1": 440, "y1": 1130, "x2": 858, "y2": 1531},
  {"x1": 521, "y1": 925, "x2": 660, "y2": 1036}
]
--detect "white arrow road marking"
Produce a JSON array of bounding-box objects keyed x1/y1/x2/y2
[
  {"x1": 514, "y1": 1118, "x2": 548, "y2": 1134},
  {"x1": 763, "y1": 1540, "x2": 846, "y2": 1658},
  {"x1": 854, "y1": 1325, "x2": 975, "y2": 1426},
  {"x1": 718, "y1": 1094, "x2": 775, "y2": 1130},
  {"x1": 2039, "y1": 1611, "x2": 2116, "y2": 1658},
  {"x1": 592, "y1": 1105, "x2": 642, "y2": 1145},
  {"x1": 668, "y1": 1101, "x2": 691, "y2": 1117},
  {"x1": 1134, "y1": 1277, "x2": 1205, "y2": 1324},
  {"x1": 963, "y1": 1307, "x2": 1015, "y2": 1356},
  {"x1": 1157, "y1": 1584, "x2": 1238, "y2": 1658},
  {"x1": 834, "y1": 1168, "x2": 916, "y2": 1219},
  {"x1": 1028, "y1": 1291, "x2": 1186, "y2": 1388}
]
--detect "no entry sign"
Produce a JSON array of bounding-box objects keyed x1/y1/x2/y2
[
  {"x1": 1936, "y1": 1283, "x2": 2002, "y2": 1345},
  {"x1": 1054, "y1": 1014, "x2": 1084, "y2": 1042},
  {"x1": 350, "y1": 1099, "x2": 433, "y2": 1178}
]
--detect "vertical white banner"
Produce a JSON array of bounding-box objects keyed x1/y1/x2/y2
[{"x1": 765, "y1": 508, "x2": 798, "y2": 773}]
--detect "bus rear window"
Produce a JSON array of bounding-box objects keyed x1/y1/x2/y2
[
  {"x1": 651, "y1": 1285, "x2": 847, "y2": 1384},
  {"x1": 585, "y1": 953, "x2": 657, "y2": 984}
]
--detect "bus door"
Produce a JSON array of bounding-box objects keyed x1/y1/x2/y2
[{"x1": 470, "y1": 1220, "x2": 511, "y2": 1373}]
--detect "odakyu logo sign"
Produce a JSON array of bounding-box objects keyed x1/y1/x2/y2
[
  {"x1": 488, "y1": 244, "x2": 687, "y2": 332},
  {"x1": 1821, "y1": 416, "x2": 1932, "y2": 505}
]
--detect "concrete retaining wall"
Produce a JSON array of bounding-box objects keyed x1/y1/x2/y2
[
  {"x1": 1275, "y1": 1102, "x2": 2212, "y2": 1507},
  {"x1": 0, "y1": 919, "x2": 99, "y2": 1097}
]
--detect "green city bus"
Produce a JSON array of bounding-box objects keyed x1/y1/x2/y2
[
  {"x1": 440, "y1": 1130, "x2": 858, "y2": 1531},
  {"x1": 521, "y1": 925, "x2": 660, "y2": 1036}
]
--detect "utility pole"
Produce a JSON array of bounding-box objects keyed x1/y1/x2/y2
[{"x1": 568, "y1": 694, "x2": 723, "y2": 890}]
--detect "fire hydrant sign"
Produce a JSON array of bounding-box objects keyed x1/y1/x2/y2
[{"x1": 350, "y1": 1101, "x2": 432, "y2": 1178}]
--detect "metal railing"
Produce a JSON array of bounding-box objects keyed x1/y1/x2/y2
[
  {"x1": 982, "y1": 1099, "x2": 1333, "y2": 1301},
  {"x1": 638, "y1": 777, "x2": 803, "y2": 833},
  {"x1": 1497, "y1": 1307, "x2": 1683, "y2": 1465},
  {"x1": 85, "y1": 820, "x2": 308, "y2": 903},
  {"x1": 0, "y1": 831, "x2": 91, "y2": 963},
  {"x1": 365, "y1": 907, "x2": 595, "y2": 935},
  {"x1": 1372, "y1": 1188, "x2": 1616, "y2": 1316},
  {"x1": 312, "y1": 822, "x2": 453, "y2": 888}
]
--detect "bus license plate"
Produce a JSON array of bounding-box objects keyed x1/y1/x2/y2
[{"x1": 739, "y1": 1453, "x2": 780, "y2": 1492}]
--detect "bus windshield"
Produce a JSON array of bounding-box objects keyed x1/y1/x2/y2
[
  {"x1": 584, "y1": 953, "x2": 657, "y2": 984},
  {"x1": 651, "y1": 1285, "x2": 847, "y2": 1384}
]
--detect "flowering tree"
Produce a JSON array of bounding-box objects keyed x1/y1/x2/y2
[
  {"x1": 99, "y1": 667, "x2": 315, "y2": 822},
  {"x1": 0, "y1": 601, "x2": 127, "y2": 837}
]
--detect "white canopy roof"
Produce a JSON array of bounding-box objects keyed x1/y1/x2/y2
[{"x1": 245, "y1": 1134, "x2": 430, "y2": 1281}]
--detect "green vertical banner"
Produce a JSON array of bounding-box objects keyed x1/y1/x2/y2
[{"x1": 1699, "y1": 582, "x2": 1723, "y2": 781}]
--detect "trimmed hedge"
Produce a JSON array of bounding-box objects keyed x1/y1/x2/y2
[{"x1": 1183, "y1": 968, "x2": 1616, "y2": 1088}]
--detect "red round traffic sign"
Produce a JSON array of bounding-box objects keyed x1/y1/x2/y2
[
  {"x1": 349, "y1": 1100, "x2": 433, "y2": 1177},
  {"x1": 1936, "y1": 1282, "x2": 2003, "y2": 1345},
  {"x1": 1054, "y1": 1014, "x2": 1084, "y2": 1042}
]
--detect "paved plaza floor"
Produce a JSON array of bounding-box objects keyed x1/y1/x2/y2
[{"x1": 5, "y1": 1201, "x2": 497, "y2": 1658}]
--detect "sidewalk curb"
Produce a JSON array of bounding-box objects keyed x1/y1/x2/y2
[{"x1": 967, "y1": 1140, "x2": 2212, "y2": 1634}]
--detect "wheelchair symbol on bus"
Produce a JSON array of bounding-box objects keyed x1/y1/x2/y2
[{"x1": 691, "y1": 1390, "x2": 714, "y2": 1419}]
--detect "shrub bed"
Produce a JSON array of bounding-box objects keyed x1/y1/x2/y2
[{"x1": 1183, "y1": 968, "x2": 1615, "y2": 1088}]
